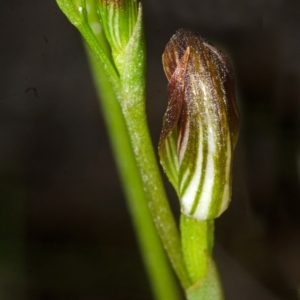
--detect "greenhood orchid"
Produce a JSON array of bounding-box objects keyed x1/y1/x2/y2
[{"x1": 159, "y1": 29, "x2": 240, "y2": 221}]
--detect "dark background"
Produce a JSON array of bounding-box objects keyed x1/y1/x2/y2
[{"x1": 1, "y1": 0, "x2": 300, "y2": 299}]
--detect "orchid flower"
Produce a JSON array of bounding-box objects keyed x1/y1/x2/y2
[{"x1": 159, "y1": 29, "x2": 240, "y2": 221}]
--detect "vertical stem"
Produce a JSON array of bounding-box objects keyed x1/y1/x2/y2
[
  {"x1": 122, "y1": 104, "x2": 191, "y2": 289},
  {"x1": 56, "y1": 0, "x2": 191, "y2": 293},
  {"x1": 86, "y1": 49, "x2": 181, "y2": 300},
  {"x1": 180, "y1": 215, "x2": 214, "y2": 283},
  {"x1": 180, "y1": 215, "x2": 224, "y2": 300},
  {"x1": 118, "y1": 8, "x2": 191, "y2": 286}
]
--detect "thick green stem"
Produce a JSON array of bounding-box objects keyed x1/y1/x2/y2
[
  {"x1": 180, "y1": 215, "x2": 224, "y2": 299},
  {"x1": 86, "y1": 50, "x2": 181, "y2": 300},
  {"x1": 180, "y1": 215, "x2": 214, "y2": 283}
]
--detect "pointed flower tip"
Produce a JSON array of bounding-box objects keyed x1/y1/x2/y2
[{"x1": 159, "y1": 29, "x2": 240, "y2": 221}]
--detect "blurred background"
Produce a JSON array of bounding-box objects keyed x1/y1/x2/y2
[{"x1": 1, "y1": 0, "x2": 300, "y2": 299}]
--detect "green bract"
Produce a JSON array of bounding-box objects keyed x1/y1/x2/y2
[
  {"x1": 97, "y1": 0, "x2": 139, "y2": 71},
  {"x1": 159, "y1": 29, "x2": 240, "y2": 221}
]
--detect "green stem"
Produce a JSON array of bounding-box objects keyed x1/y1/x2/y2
[
  {"x1": 86, "y1": 49, "x2": 181, "y2": 300},
  {"x1": 121, "y1": 103, "x2": 191, "y2": 289},
  {"x1": 180, "y1": 215, "x2": 224, "y2": 299},
  {"x1": 56, "y1": 0, "x2": 191, "y2": 293},
  {"x1": 117, "y1": 7, "x2": 191, "y2": 288},
  {"x1": 180, "y1": 215, "x2": 214, "y2": 283}
]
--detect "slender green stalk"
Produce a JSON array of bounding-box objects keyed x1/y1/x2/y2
[
  {"x1": 180, "y1": 216, "x2": 224, "y2": 299},
  {"x1": 120, "y1": 102, "x2": 191, "y2": 289},
  {"x1": 180, "y1": 216, "x2": 214, "y2": 283},
  {"x1": 56, "y1": 0, "x2": 191, "y2": 293},
  {"x1": 82, "y1": 1, "x2": 182, "y2": 298},
  {"x1": 86, "y1": 51, "x2": 181, "y2": 300},
  {"x1": 115, "y1": 8, "x2": 191, "y2": 288}
]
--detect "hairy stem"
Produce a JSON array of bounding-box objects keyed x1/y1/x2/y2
[{"x1": 86, "y1": 48, "x2": 181, "y2": 300}]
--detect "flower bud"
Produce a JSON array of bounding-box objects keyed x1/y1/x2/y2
[
  {"x1": 159, "y1": 29, "x2": 240, "y2": 220},
  {"x1": 97, "y1": 0, "x2": 139, "y2": 70}
]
